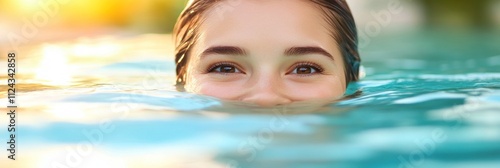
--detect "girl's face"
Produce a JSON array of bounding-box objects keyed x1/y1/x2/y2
[{"x1": 184, "y1": 0, "x2": 347, "y2": 107}]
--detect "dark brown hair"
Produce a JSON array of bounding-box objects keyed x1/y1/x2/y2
[{"x1": 173, "y1": 0, "x2": 360, "y2": 86}]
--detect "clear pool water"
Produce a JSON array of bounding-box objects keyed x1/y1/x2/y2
[{"x1": 1, "y1": 31, "x2": 500, "y2": 168}]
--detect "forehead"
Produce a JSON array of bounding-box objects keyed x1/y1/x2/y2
[{"x1": 198, "y1": 0, "x2": 336, "y2": 47}]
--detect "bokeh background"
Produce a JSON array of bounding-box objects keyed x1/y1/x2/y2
[{"x1": 1, "y1": 0, "x2": 499, "y2": 42}]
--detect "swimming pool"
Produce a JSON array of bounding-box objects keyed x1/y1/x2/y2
[{"x1": 1, "y1": 31, "x2": 500, "y2": 168}]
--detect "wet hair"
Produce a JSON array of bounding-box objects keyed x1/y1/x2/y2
[{"x1": 173, "y1": 0, "x2": 360, "y2": 86}]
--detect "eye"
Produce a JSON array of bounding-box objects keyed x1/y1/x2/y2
[
  {"x1": 207, "y1": 62, "x2": 243, "y2": 74},
  {"x1": 289, "y1": 62, "x2": 324, "y2": 75}
]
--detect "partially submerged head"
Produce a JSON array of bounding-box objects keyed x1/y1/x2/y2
[{"x1": 173, "y1": 0, "x2": 360, "y2": 106}]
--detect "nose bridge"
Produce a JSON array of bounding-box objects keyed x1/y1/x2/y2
[
  {"x1": 254, "y1": 72, "x2": 278, "y2": 90},
  {"x1": 252, "y1": 70, "x2": 283, "y2": 93},
  {"x1": 242, "y1": 72, "x2": 292, "y2": 106}
]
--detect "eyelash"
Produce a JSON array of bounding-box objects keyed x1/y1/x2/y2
[
  {"x1": 206, "y1": 62, "x2": 244, "y2": 74},
  {"x1": 205, "y1": 61, "x2": 325, "y2": 75},
  {"x1": 289, "y1": 62, "x2": 325, "y2": 75}
]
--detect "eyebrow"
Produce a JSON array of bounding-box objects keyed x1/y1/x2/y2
[
  {"x1": 284, "y1": 46, "x2": 334, "y2": 60},
  {"x1": 200, "y1": 46, "x2": 334, "y2": 60},
  {"x1": 200, "y1": 46, "x2": 247, "y2": 58}
]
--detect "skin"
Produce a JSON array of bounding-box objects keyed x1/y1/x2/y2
[{"x1": 184, "y1": 0, "x2": 347, "y2": 107}]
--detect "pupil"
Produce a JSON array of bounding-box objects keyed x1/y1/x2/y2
[
  {"x1": 222, "y1": 66, "x2": 235, "y2": 73},
  {"x1": 298, "y1": 67, "x2": 311, "y2": 74}
]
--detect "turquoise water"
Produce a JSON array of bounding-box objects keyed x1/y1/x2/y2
[{"x1": 1, "y1": 31, "x2": 500, "y2": 167}]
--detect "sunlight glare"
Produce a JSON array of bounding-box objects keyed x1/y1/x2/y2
[
  {"x1": 35, "y1": 44, "x2": 73, "y2": 86},
  {"x1": 18, "y1": 0, "x2": 39, "y2": 9},
  {"x1": 72, "y1": 37, "x2": 121, "y2": 58}
]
